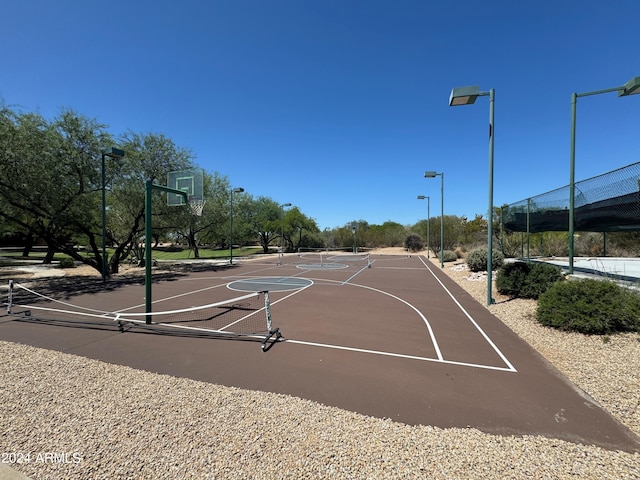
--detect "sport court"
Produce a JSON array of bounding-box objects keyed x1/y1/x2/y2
[{"x1": 2, "y1": 252, "x2": 639, "y2": 453}]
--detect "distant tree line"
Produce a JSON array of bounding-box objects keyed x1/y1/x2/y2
[{"x1": 2, "y1": 100, "x2": 637, "y2": 278}]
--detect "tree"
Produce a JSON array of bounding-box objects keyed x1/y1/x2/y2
[
  {"x1": 283, "y1": 207, "x2": 319, "y2": 252},
  {"x1": 0, "y1": 106, "x2": 113, "y2": 267},
  {"x1": 250, "y1": 197, "x2": 282, "y2": 253}
]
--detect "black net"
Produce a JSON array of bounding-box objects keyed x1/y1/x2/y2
[{"x1": 503, "y1": 162, "x2": 640, "y2": 233}]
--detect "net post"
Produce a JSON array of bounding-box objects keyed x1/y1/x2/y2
[
  {"x1": 263, "y1": 290, "x2": 272, "y2": 332},
  {"x1": 260, "y1": 290, "x2": 282, "y2": 351},
  {"x1": 7, "y1": 280, "x2": 13, "y2": 314}
]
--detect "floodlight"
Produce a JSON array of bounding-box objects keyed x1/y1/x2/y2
[
  {"x1": 449, "y1": 85, "x2": 481, "y2": 106},
  {"x1": 618, "y1": 76, "x2": 640, "y2": 97}
]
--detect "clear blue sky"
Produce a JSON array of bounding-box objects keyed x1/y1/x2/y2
[{"x1": 2, "y1": 1, "x2": 639, "y2": 230}]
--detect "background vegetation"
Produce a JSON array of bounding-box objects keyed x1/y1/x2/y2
[{"x1": 2, "y1": 101, "x2": 640, "y2": 278}]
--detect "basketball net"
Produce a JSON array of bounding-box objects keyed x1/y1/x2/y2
[{"x1": 188, "y1": 198, "x2": 206, "y2": 216}]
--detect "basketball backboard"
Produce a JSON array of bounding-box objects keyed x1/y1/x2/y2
[{"x1": 167, "y1": 169, "x2": 204, "y2": 206}]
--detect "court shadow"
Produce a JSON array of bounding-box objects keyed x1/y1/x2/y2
[{"x1": 7, "y1": 312, "x2": 283, "y2": 352}]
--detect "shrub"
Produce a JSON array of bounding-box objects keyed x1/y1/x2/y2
[
  {"x1": 59, "y1": 257, "x2": 75, "y2": 268},
  {"x1": 466, "y1": 247, "x2": 504, "y2": 272},
  {"x1": 442, "y1": 250, "x2": 458, "y2": 262},
  {"x1": 536, "y1": 279, "x2": 640, "y2": 334},
  {"x1": 496, "y1": 261, "x2": 563, "y2": 299},
  {"x1": 404, "y1": 233, "x2": 424, "y2": 252},
  {"x1": 496, "y1": 262, "x2": 530, "y2": 297},
  {"x1": 524, "y1": 262, "x2": 564, "y2": 298}
]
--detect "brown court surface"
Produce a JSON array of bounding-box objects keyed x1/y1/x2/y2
[{"x1": 2, "y1": 252, "x2": 639, "y2": 453}]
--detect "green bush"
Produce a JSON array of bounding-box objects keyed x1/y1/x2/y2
[
  {"x1": 442, "y1": 250, "x2": 458, "y2": 262},
  {"x1": 536, "y1": 279, "x2": 640, "y2": 334},
  {"x1": 404, "y1": 233, "x2": 424, "y2": 252},
  {"x1": 496, "y1": 262, "x2": 530, "y2": 297},
  {"x1": 59, "y1": 257, "x2": 75, "y2": 268},
  {"x1": 496, "y1": 261, "x2": 563, "y2": 299},
  {"x1": 466, "y1": 247, "x2": 504, "y2": 272}
]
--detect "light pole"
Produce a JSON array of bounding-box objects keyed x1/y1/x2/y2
[
  {"x1": 351, "y1": 223, "x2": 357, "y2": 254},
  {"x1": 417, "y1": 195, "x2": 430, "y2": 258},
  {"x1": 424, "y1": 172, "x2": 444, "y2": 268},
  {"x1": 100, "y1": 147, "x2": 125, "y2": 283},
  {"x1": 229, "y1": 187, "x2": 244, "y2": 265},
  {"x1": 280, "y1": 203, "x2": 291, "y2": 252},
  {"x1": 449, "y1": 85, "x2": 495, "y2": 305},
  {"x1": 568, "y1": 76, "x2": 640, "y2": 274}
]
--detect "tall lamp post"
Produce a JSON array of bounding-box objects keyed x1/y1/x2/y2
[
  {"x1": 417, "y1": 195, "x2": 430, "y2": 258},
  {"x1": 449, "y1": 85, "x2": 495, "y2": 305},
  {"x1": 568, "y1": 76, "x2": 640, "y2": 274},
  {"x1": 101, "y1": 147, "x2": 125, "y2": 283},
  {"x1": 229, "y1": 187, "x2": 244, "y2": 265},
  {"x1": 351, "y1": 223, "x2": 357, "y2": 254},
  {"x1": 424, "y1": 172, "x2": 444, "y2": 268},
  {"x1": 280, "y1": 203, "x2": 291, "y2": 252}
]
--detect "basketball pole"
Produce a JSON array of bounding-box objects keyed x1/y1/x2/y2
[{"x1": 145, "y1": 181, "x2": 188, "y2": 324}]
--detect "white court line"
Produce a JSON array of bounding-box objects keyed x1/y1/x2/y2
[
  {"x1": 341, "y1": 263, "x2": 372, "y2": 285},
  {"x1": 115, "y1": 283, "x2": 231, "y2": 313},
  {"x1": 283, "y1": 338, "x2": 516, "y2": 372},
  {"x1": 271, "y1": 275, "x2": 444, "y2": 363},
  {"x1": 419, "y1": 257, "x2": 517, "y2": 373}
]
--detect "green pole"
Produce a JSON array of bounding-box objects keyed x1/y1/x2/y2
[
  {"x1": 439, "y1": 174, "x2": 444, "y2": 268},
  {"x1": 145, "y1": 181, "x2": 188, "y2": 324},
  {"x1": 569, "y1": 92, "x2": 577, "y2": 274},
  {"x1": 145, "y1": 180, "x2": 153, "y2": 324},
  {"x1": 526, "y1": 198, "x2": 531, "y2": 261},
  {"x1": 101, "y1": 153, "x2": 107, "y2": 283},
  {"x1": 487, "y1": 88, "x2": 495, "y2": 305},
  {"x1": 568, "y1": 80, "x2": 637, "y2": 273},
  {"x1": 427, "y1": 197, "x2": 430, "y2": 259},
  {"x1": 230, "y1": 190, "x2": 234, "y2": 265}
]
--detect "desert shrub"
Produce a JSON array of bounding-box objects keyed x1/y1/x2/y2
[
  {"x1": 466, "y1": 247, "x2": 504, "y2": 272},
  {"x1": 536, "y1": 279, "x2": 640, "y2": 334},
  {"x1": 404, "y1": 233, "x2": 424, "y2": 252},
  {"x1": 496, "y1": 262, "x2": 530, "y2": 297},
  {"x1": 497, "y1": 261, "x2": 563, "y2": 299},
  {"x1": 442, "y1": 250, "x2": 458, "y2": 262},
  {"x1": 524, "y1": 263, "x2": 564, "y2": 298},
  {"x1": 58, "y1": 257, "x2": 75, "y2": 268}
]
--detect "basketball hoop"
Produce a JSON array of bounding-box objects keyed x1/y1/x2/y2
[{"x1": 188, "y1": 198, "x2": 206, "y2": 216}]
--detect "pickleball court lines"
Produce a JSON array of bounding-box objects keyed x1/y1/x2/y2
[
  {"x1": 117, "y1": 257, "x2": 517, "y2": 373},
  {"x1": 264, "y1": 273, "x2": 518, "y2": 373}
]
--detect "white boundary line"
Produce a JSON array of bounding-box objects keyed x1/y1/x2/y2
[
  {"x1": 283, "y1": 338, "x2": 516, "y2": 372},
  {"x1": 419, "y1": 257, "x2": 517, "y2": 372}
]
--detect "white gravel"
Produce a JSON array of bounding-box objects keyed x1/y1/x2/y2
[{"x1": 1, "y1": 255, "x2": 640, "y2": 479}]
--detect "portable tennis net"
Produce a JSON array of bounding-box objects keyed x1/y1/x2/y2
[{"x1": 6, "y1": 281, "x2": 282, "y2": 351}]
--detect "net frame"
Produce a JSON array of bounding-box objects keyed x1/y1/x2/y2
[{"x1": 6, "y1": 281, "x2": 281, "y2": 350}]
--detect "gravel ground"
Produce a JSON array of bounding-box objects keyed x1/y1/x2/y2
[{"x1": 1, "y1": 253, "x2": 640, "y2": 479}]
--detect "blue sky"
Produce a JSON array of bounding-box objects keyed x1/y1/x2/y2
[{"x1": 2, "y1": 1, "x2": 639, "y2": 230}]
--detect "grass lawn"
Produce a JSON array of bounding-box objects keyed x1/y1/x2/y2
[{"x1": 0, "y1": 246, "x2": 266, "y2": 263}]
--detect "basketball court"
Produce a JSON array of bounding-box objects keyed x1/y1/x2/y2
[{"x1": 2, "y1": 251, "x2": 639, "y2": 453}]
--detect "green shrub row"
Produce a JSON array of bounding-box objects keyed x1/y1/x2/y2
[
  {"x1": 496, "y1": 261, "x2": 563, "y2": 299},
  {"x1": 537, "y1": 279, "x2": 640, "y2": 335}
]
